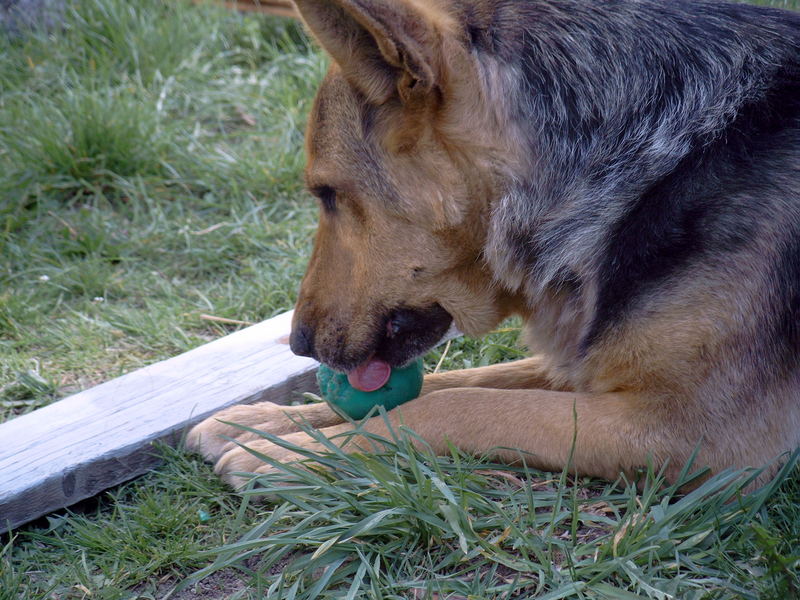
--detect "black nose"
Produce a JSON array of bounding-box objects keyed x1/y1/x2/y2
[{"x1": 289, "y1": 321, "x2": 316, "y2": 359}]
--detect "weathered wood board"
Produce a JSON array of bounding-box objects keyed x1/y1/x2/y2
[{"x1": 0, "y1": 310, "x2": 318, "y2": 533}]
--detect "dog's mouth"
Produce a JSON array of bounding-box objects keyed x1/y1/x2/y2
[
  {"x1": 341, "y1": 303, "x2": 452, "y2": 390},
  {"x1": 373, "y1": 304, "x2": 453, "y2": 364},
  {"x1": 299, "y1": 303, "x2": 452, "y2": 387}
]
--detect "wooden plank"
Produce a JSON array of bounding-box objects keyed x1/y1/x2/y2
[{"x1": 0, "y1": 310, "x2": 318, "y2": 533}]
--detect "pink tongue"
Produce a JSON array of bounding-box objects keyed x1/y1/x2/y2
[{"x1": 347, "y1": 358, "x2": 391, "y2": 392}]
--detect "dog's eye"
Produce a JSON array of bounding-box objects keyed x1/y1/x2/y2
[{"x1": 311, "y1": 185, "x2": 337, "y2": 212}]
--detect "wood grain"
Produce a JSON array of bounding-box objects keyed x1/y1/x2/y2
[{"x1": 0, "y1": 310, "x2": 318, "y2": 533}]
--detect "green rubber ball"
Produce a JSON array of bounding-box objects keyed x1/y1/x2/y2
[{"x1": 316, "y1": 358, "x2": 424, "y2": 420}]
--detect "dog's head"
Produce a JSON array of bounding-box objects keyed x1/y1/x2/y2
[{"x1": 289, "y1": 0, "x2": 524, "y2": 372}]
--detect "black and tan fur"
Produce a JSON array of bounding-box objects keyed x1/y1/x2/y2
[{"x1": 187, "y1": 0, "x2": 800, "y2": 489}]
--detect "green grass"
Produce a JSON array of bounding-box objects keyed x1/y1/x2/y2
[
  {"x1": 186, "y1": 429, "x2": 800, "y2": 599},
  {"x1": 0, "y1": 0, "x2": 325, "y2": 419},
  {"x1": 3, "y1": 433, "x2": 798, "y2": 599},
  {"x1": 1, "y1": 0, "x2": 798, "y2": 598}
]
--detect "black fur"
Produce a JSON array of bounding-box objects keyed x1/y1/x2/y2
[
  {"x1": 478, "y1": 0, "x2": 800, "y2": 361},
  {"x1": 374, "y1": 304, "x2": 453, "y2": 367},
  {"x1": 771, "y1": 230, "x2": 800, "y2": 369}
]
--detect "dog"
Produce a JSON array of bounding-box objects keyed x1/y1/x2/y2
[{"x1": 187, "y1": 0, "x2": 800, "y2": 490}]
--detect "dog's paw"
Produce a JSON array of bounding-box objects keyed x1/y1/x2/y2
[
  {"x1": 212, "y1": 430, "x2": 330, "y2": 490},
  {"x1": 185, "y1": 402, "x2": 314, "y2": 463}
]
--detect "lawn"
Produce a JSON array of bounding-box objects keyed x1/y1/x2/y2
[{"x1": 1, "y1": 0, "x2": 798, "y2": 598}]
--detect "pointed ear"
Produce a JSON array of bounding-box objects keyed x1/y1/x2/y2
[{"x1": 294, "y1": 0, "x2": 454, "y2": 104}]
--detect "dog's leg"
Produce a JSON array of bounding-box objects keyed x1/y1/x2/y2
[
  {"x1": 186, "y1": 400, "x2": 345, "y2": 463},
  {"x1": 421, "y1": 356, "x2": 569, "y2": 394},
  {"x1": 213, "y1": 387, "x2": 706, "y2": 489},
  {"x1": 189, "y1": 357, "x2": 563, "y2": 462}
]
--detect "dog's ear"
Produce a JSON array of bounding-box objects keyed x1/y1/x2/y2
[{"x1": 294, "y1": 0, "x2": 454, "y2": 104}]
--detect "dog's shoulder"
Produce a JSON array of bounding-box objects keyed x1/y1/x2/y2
[{"x1": 476, "y1": 0, "x2": 800, "y2": 383}]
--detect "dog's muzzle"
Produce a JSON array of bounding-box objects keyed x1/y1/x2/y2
[{"x1": 290, "y1": 303, "x2": 453, "y2": 371}]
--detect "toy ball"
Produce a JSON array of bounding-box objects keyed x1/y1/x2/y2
[{"x1": 316, "y1": 358, "x2": 424, "y2": 420}]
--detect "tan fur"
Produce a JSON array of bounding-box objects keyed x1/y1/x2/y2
[{"x1": 186, "y1": 0, "x2": 799, "y2": 491}]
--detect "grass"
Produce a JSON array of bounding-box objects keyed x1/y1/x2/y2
[
  {"x1": 0, "y1": 0, "x2": 325, "y2": 419},
  {"x1": 185, "y1": 429, "x2": 800, "y2": 599},
  {"x1": 0, "y1": 0, "x2": 798, "y2": 598}
]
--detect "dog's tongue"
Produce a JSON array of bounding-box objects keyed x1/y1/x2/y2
[{"x1": 347, "y1": 358, "x2": 391, "y2": 392}]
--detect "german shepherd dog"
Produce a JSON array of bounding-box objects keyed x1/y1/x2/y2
[{"x1": 187, "y1": 0, "x2": 800, "y2": 490}]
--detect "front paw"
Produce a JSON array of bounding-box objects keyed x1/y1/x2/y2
[
  {"x1": 212, "y1": 431, "x2": 327, "y2": 490},
  {"x1": 185, "y1": 401, "x2": 306, "y2": 463}
]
